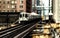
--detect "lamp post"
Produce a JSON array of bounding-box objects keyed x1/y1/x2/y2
[
  {"x1": 49, "y1": 11, "x2": 53, "y2": 23},
  {"x1": 49, "y1": 12, "x2": 55, "y2": 38}
]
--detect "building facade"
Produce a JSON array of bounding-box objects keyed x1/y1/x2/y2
[
  {"x1": 32, "y1": 0, "x2": 52, "y2": 20},
  {"x1": 53, "y1": 0, "x2": 60, "y2": 23},
  {"x1": 0, "y1": 0, "x2": 32, "y2": 13}
]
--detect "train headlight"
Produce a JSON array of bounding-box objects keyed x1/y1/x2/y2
[
  {"x1": 11, "y1": 24, "x2": 16, "y2": 27},
  {"x1": 0, "y1": 27, "x2": 2, "y2": 30}
]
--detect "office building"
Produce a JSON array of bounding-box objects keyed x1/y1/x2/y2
[
  {"x1": 53, "y1": 0, "x2": 60, "y2": 23},
  {"x1": 32, "y1": 0, "x2": 52, "y2": 20},
  {"x1": 0, "y1": 0, "x2": 32, "y2": 13}
]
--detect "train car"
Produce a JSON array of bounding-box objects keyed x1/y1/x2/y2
[
  {"x1": 18, "y1": 12, "x2": 40, "y2": 24},
  {"x1": 19, "y1": 12, "x2": 40, "y2": 21}
]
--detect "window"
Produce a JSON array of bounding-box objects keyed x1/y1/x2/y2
[
  {"x1": 11, "y1": 1, "x2": 16, "y2": 4},
  {"x1": 21, "y1": 1, "x2": 23, "y2": 3},
  {"x1": 20, "y1": 5, "x2": 23, "y2": 8},
  {"x1": 36, "y1": 0, "x2": 40, "y2": 6},
  {"x1": 11, "y1": 1, "x2": 15, "y2": 4},
  {"x1": 7, "y1": 1, "x2": 9, "y2": 4},
  {"x1": 0, "y1": 1, "x2": 1, "y2": 3},
  {"x1": 3, "y1": 10, "x2": 5, "y2": 12},
  {"x1": 25, "y1": 14, "x2": 28, "y2": 18},
  {"x1": 3, "y1": 1, "x2": 5, "y2": 4},
  {"x1": 15, "y1": 10, "x2": 17, "y2": 12},
  {"x1": 3, "y1": 6, "x2": 5, "y2": 8},
  {"x1": 20, "y1": 0, "x2": 23, "y2": 4},
  {"x1": 11, "y1": 10, "x2": 14, "y2": 12},
  {"x1": 15, "y1": 6, "x2": 16, "y2": 8},
  {"x1": 8, "y1": 5, "x2": 10, "y2": 8},
  {"x1": 15, "y1": 1, "x2": 17, "y2": 4},
  {"x1": 7, "y1": 10, "x2": 9, "y2": 12},
  {"x1": 20, "y1": 10, "x2": 23, "y2": 12},
  {"x1": 0, "y1": 6, "x2": 1, "y2": 8},
  {"x1": 11, "y1": 5, "x2": 15, "y2": 8}
]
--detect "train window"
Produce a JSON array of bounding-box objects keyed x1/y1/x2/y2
[
  {"x1": 23, "y1": 14, "x2": 24, "y2": 17},
  {"x1": 25, "y1": 14, "x2": 28, "y2": 18},
  {"x1": 19, "y1": 14, "x2": 22, "y2": 17}
]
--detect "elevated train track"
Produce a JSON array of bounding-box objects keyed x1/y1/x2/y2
[
  {"x1": 0, "y1": 12, "x2": 41, "y2": 38},
  {"x1": 0, "y1": 18, "x2": 40, "y2": 38}
]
